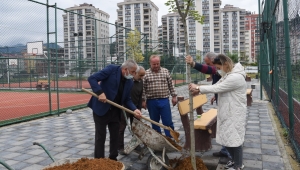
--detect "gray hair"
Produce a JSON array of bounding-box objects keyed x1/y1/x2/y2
[
  {"x1": 205, "y1": 52, "x2": 217, "y2": 61},
  {"x1": 121, "y1": 59, "x2": 137, "y2": 70},
  {"x1": 136, "y1": 66, "x2": 145, "y2": 73}
]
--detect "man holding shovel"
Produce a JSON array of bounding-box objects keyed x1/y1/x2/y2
[{"x1": 87, "y1": 59, "x2": 142, "y2": 161}]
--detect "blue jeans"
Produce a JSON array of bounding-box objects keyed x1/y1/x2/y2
[
  {"x1": 147, "y1": 98, "x2": 174, "y2": 138},
  {"x1": 221, "y1": 146, "x2": 232, "y2": 159}
]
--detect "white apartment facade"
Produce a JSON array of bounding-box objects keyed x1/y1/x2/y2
[
  {"x1": 159, "y1": 0, "x2": 222, "y2": 59},
  {"x1": 116, "y1": 0, "x2": 159, "y2": 62},
  {"x1": 63, "y1": 3, "x2": 110, "y2": 74},
  {"x1": 198, "y1": 0, "x2": 222, "y2": 54},
  {"x1": 244, "y1": 30, "x2": 252, "y2": 62},
  {"x1": 220, "y1": 4, "x2": 246, "y2": 56}
]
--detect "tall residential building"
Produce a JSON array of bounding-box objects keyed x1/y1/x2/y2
[
  {"x1": 116, "y1": 0, "x2": 159, "y2": 62},
  {"x1": 245, "y1": 12, "x2": 259, "y2": 63},
  {"x1": 220, "y1": 4, "x2": 246, "y2": 55},
  {"x1": 198, "y1": 0, "x2": 222, "y2": 54},
  {"x1": 63, "y1": 3, "x2": 110, "y2": 74},
  {"x1": 244, "y1": 30, "x2": 251, "y2": 62},
  {"x1": 159, "y1": 0, "x2": 222, "y2": 58}
]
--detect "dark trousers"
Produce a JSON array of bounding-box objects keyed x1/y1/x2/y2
[
  {"x1": 226, "y1": 145, "x2": 243, "y2": 168},
  {"x1": 118, "y1": 111, "x2": 134, "y2": 150},
  {"x1": 93, "y1": 108, "x2": 120, "y2": 160}
]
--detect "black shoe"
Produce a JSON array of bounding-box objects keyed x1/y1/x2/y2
[
  {"x1": 109, "y1": 157, "x2": 118, "y2": 161},
  {"x1": 213, "y1": 151, "x2": 228, "y2": 157},
  {"x1": 219, "y1": 157, "x2": 231, "y2": 164}
]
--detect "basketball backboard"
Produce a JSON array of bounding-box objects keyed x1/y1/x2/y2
[{"x1": 27, "y1": 41, "x2": 43, "y2": 55}]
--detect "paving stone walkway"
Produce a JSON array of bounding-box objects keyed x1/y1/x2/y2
[{"x1": 0, "y1": 79, "x2": 290, "y2": 170}]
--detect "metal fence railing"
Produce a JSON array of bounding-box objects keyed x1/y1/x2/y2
[
  {"x1": 259, "y1": 0, "x2": 300, "y2": 161},
  {"x1": 0, "y1": 0, "x2": 206, "y2": 126}
]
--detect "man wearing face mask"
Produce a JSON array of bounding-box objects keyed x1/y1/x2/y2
[
  {"x1": 186, "y1": 53, "x2": 232, "y2": 162},
  {"x1": 87, "y1": 59, "x2": 142, "y2": 161}
]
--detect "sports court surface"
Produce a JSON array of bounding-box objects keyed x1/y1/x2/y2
[{"x1": 0, "y1": 91, "x2": 91, "y2": 121}]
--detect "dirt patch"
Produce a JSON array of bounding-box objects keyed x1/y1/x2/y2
[
  {"x1": 170, "y1": 156, "x2": 208, "y2": 170},
  {"x1": 44, "y1": 158, "x2": 123, "y2": 170}
]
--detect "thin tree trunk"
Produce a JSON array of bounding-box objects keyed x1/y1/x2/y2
[{"x1": 182, "y1": 18, "x2": 196, "y2": 170}]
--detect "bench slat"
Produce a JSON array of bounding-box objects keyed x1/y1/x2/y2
[
  {"x1": 178, "y1": 94, "x2": 207, "y2": 115},
  {"x1": 194, "y1": 109, "x2": 217, "y2": 130}
]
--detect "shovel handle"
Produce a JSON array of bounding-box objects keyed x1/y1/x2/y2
[{"x1": 82, "y1": 88, "x2": 172, "y2": 131}]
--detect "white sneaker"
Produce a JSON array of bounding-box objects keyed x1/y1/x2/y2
[
  {"x1": 225, "y1": 160, "x2": 234, "y2": 169},
  {"x1": 227, "y1": 164, "x2": 244, "y2": 170}
]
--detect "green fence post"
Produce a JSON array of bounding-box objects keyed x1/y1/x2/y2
[
  {"x1": 54, "y1": 3, "x2": 60, "y2": 115},
  {"x1": 272, "y1": 3, "x2": 279, "y2": 106},
  {"x1": 46, "y1": 0, "x2": 52, "y2": 114},
  {"x1": 258, "y1": 0, "x2": 262, "y2": 100},
  {"x1": 95, "y1": 19, "x2": 98, "y2": 70},
  {"x1": 282, "y1": 0, "x2": 294, "y2": 138}
]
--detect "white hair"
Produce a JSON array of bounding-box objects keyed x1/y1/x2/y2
[
  {"x1": 205, "y1": 52, "x2": 217, "y2": 61},
  {"x1": 121, "y1": 59, "x2": 137, "y2": 70}
]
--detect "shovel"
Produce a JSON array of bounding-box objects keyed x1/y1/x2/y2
[{"x1": 82, "y1": 88, "x2": 180, "y2": 142}]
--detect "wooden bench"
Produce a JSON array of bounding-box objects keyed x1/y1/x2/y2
[
  {"x1": 245, "y1": 75, "x2": 251, "y2": 82},
  {"x1": 36, "y1": 80, "x2": 52, "y2": 90},
  {"x1": 246, "y1": 88, "x2": 253, "y2": 106},
  {"x1": 178, "y1": 95, "x2": 217, "y2": 152}
]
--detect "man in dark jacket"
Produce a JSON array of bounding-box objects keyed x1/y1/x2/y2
[
  {"x1": 185, "y1": 52, "x2": 232, "y2": 161},
  {"x1": 87, "y1": 59, "x2": 142, "y2": 161},
  {"x1": 118, "y1": 66, "x2": 145, "y2": 154}
]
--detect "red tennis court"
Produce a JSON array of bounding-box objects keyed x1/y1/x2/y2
[{"x1": 0, "y1": 91, "x2": 91, "y2": 121}]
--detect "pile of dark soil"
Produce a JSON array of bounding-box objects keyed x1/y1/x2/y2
[
  {"x1": 44, "y1": 158, "x2": 124, "y2": 170},
  {"x1": 170, "y1": 156, "x2": 208, "y2": 170}
]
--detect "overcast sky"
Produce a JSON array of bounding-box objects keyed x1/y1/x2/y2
[{"x1": 0, "y1": 0, "x2": 259, "y2": 47}]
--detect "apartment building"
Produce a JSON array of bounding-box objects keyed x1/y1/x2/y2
[
  {"x1": 244, "y1": 30, "x2": 251, "y2": 62},
  {"x1": 63, "y1": 3, "x2": 110, "y2": 74},
  {"x1": 200, "y1": 0, "x2": 222, "y2": 54},
  {"x1": 159, "y1": 0, "x2": 222, "y2": 58},
  {"x1": 220, "y1": 4, "x2": 246, "y2": 56},
  {"x1": 116, "y1": 0, "x2": 159, "y2": 62},
  {"x1": 245, "y1": 12, "x2": 259, "y2": 63}
]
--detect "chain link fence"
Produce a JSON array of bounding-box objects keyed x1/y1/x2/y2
[
  {"x1": 0, "y1": 0, "x2": 205, "y2": 126},
  {"x1": 259, "y1": 0, "x2": 300, "y2": 161}
]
